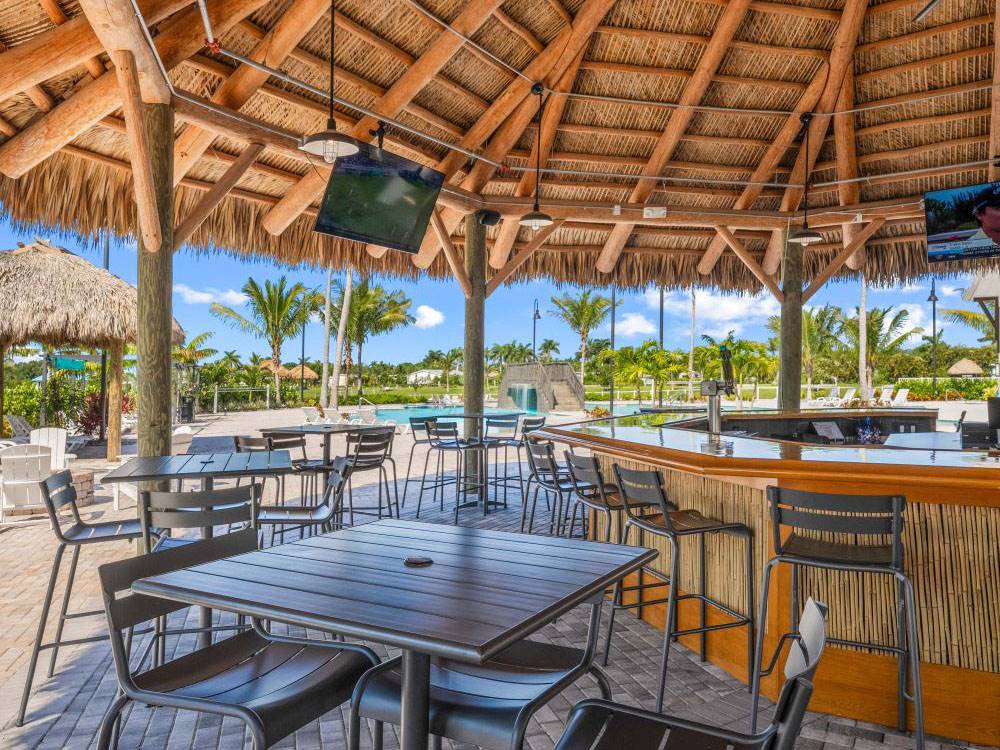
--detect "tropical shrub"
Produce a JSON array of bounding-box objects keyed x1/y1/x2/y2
[{"x1": 895, "y1": 377, "x2": 997, "y2": 401}]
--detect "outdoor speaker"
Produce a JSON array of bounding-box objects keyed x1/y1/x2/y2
[{"x1": 477, "y1": 210, "x2": 501, "y2": 226}]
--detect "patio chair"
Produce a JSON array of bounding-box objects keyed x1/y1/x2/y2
[
  {"x1": 343, "y1": 427, "x2": 400, "y2": 523},
  {"x1": 95, "y1": 530, "x2": 379, "y2": 750},
  {"x1": 808, "y1": 386, "x2": 839, "y2": 407},
  {"x1": 892, "y1": 387, "x2": 910, "y2": 406},
  {"x1": 878, "y1": 385, "x2": 895, "y2": 406},
  {"x1": 7, "y1": 414, "x2": 34, "y2": 441},
  {"x1": 257, "y1": 457, "x2": 351, "y2": 545},
  {"x1": 301, "y1": 406, "x2": 330, "y2": 425},
  {"x1": 553, "y1": 599, "x2": 828, "y2": 750},
  {"x1": 0, "y1": 444, "x2": 52, "y2": 525},
  {"x1": 29, "y1": 427, "x2": 77, "y2": 469},
  {"x1": 829, "y1": 387, "x2": 856, "y2": 408}
]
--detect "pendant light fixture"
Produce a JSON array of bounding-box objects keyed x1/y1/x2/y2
[
  {"x1": 788, "y1": 112, "x2": 823, "y2": 246},
  {"x1": 519, "y1": 83, "x2": 553, "y2": 231},
  {"x1": 300, "y1": 0, "x2": 359, "y2": 162}
]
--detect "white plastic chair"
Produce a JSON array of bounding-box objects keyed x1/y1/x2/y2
[
  {"x1": 0, "y1": 444, "x2": 53, "y2": 525},
  {"x1": 832, "y1": 388, "x2": 857, "y2": 408},
  {"x1": 878, "y1": 385, "x2": 895, "y2": 406},
  {"x1": 302, "y1": 406, "x2": 329, "y2": 425},
  {"x1": 891, "y1": 388, "x2": 910, "y2": 407},
  {"x1": 29, "y1": 428, "x2": 76, "y2": 469},
  {"x1": 809, "y1": 386, "x2": 840, "y2": 407}
]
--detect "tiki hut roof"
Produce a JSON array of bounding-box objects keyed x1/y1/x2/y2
[
  {"x1": 287, "y1": 364, "x2": 319, "y2": 380},
  {"x1": 0, "y1": 238, "x2": 185, "y2": 348},
  {"x1": 258, "y1": 360, "x2": 293, "y2": 377},
  {"x1": 947, "y1": 357, "x2": 984, "y2": 376},
  {"x1": 0, "y1": 0, "x2": 996, "y2": 293}
]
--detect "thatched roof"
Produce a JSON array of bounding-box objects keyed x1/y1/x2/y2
[
  {"x1": 287, "y1": 364, "x2": 319, "y2": 380},
  {"x1": 962, "y1": 272, "x2": 1000, "y2": 302},
  {"x1": 0, "y1": 0, "x2": 996, "y2": 292},
  {"x1": 947, "y1": 357, "x2": 984, "y2": 376},
  {"x1": 258, "y1": 360, "x2": 293, "y2": 377},
  {"x1": 0, "y1": 239, "x2": 185, "y2": 347}
]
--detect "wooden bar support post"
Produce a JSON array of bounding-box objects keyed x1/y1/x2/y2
[
  {"x1": 464, "y1": 212, "x2": 487, "y2": 487},
  {"x1": 106, "y1": 342, "x2": 123, "y2": 462},
  {"x1": 137, "y1": 103, "x2": 174, "y2": 463},
  {"x1": 778, "y1": 233, "x2": 803, "y2": 410}
]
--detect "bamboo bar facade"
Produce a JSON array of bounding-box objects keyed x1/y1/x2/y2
[{"x1": 537, "y1": 410, "x2": 1000, "y2": 746}]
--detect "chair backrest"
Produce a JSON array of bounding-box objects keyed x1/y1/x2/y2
[
  {"x1": 525, "y1": 440, "x2": 561, "y2": 479},
  {"x1": 302, "y1": 406, "x2": 320, "y2": 424},
  {"x1": 39, "y1": 469, "x2": 85, "y2": 539},
  {"x1": 483, "y1": 414, "x2": 520, "y2": 439},
  {"x1": 8, "y1": 414, "x2": 32, "y2": 438},
  {"x1": 234, "y1": 435, "x2": 271, "y2": 452},
  {"x1": 893, "y1": 388, "x2": 909, "y2": 405},
  {"x1": 563, "y1": 451, "x2": 607, "y2": 497},
  {"x1": 268, "y1": 434, "x2": 308, "y2": 459},
  {"x1": 346, "y1": 427, "x2": 394, "y2": 463},
  {"x1": 520, "y1": 416, "x2": 546, "y2": 439},
  {"x1": 140, "y1": 484, "x2": 259, "y2": 550},
  {"x1": 428, "y1": 421, "x2": 459, "y2": 444},
  {"x1": 318, "y1": 456, "x2": 352, "y2": 512},
  {"x1": 767, "y1": 486, "x2": 905, "y2": 568},
  {"x1": 768, "y1": 598, "x2": 828, "y2": 750},
  {"x1": 98, "y1": 529, "x2": 258, "y2": 694},
  {"x1": 0, "y1": 444, "x2": 52, "y2": 510},
  {"x1": 955, "y1": 410, "x2": 967, "y2": 432},
  {"x1": 880, "y1": 385, "x2": 894, "y2": 402},
  {"x1": 837, "y1": 388, "x2": 856, "y2": 404},
  {"x1": 409, "y1": 416, "x2": 438, "y2": 443},
  {"x1": 612, "y1": 464, "x2": 676, "y2": 525},
  {"x1": 30, "y1": 427, "x2": 70, "y2": 469}
]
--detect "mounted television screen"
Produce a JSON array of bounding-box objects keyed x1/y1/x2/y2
[
  {"x1": 314, "y1": 143, "x2": 444, "y2": 255},
  {"x1": 925, "y1": 181, "x2": 1000, "y2": 263}
]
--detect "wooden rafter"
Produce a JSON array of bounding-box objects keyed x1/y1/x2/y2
[
  {"x1": 595, "y1": 0, "x2": 754, "y2": 274},
  {"x1": 991, "y1": 0, "x2": 1000, "y2": 182},
  {"x1": 594, "y1": 26, "x2": 828, "y2": 60},
  {"x1": 174, "y1": 142, "x2": 264, "y2": 249},
  {"x1": 717, "y1": 227, "x2": 783, "y2": 302},
  {"x1": 801, "y1": 220, "x2": 884, "y2": 302},
  {"x1": 173, "y1": 0, "x2": 329, "y2": 185},
  {"x1": 760, "y1": 0, "x2": 869, "y2": 275},
  {"x1": 834, "y1": 68, "x2": 865, "y2": 271},
  {"x1": 487, "y1": 220, "x2": 565, "y2": 296},
  {"x1": 38, "y1": 0, "x2": 105, "y2": 79},
  {"x1": 260, "y1": 0, "x2": 504, "y2": 238},
  {"x1": 430, "y1": 210, "x2": 473, "y2": 298},
  {"x1": 0, "y1": 40, "x2": 54, "y2": 112},
  {"x1": 494, "y1": 9, "x2": 543, "y2": 53}
]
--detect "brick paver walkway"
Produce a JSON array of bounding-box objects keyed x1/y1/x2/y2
[{"x1": 0, "y1": 410, "x2": 988, "y2": 750}]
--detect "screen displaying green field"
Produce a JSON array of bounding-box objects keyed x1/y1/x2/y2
[{"x1": 314, "y1": 144, "x2": 444, "y2": 254}]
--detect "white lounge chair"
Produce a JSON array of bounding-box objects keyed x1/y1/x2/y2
[
  {"x1": 832, "y1": 388, "x2": 857, "y2": 407},
  {"x1": 301, "y1": 406, "x2": 331, "y2": 425},
  {"x1": 0, "y1": 444, "x2": 52, "y2": 526},
  {"x1": 5, "y1": 414, "x2": 32, "y2": 444},
  {"x1": 891, "y1": 388, "x2": 910, "y2": 407},
  {"x1": 878, "y1": 385, "x2": 895, "y2": 406},
  {"x1": 29, "y1": 427, "x2": 77, "y2": 469},
  {"x1": 810, "y1": 386, "x2": 840, "y2": 407}
]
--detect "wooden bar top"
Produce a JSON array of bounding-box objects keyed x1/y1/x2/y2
[{"x1": 536, "y1": 409, "x2": 1000, "y2": 505}]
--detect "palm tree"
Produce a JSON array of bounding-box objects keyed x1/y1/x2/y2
[
  {"x1": 173, "y1": 332, "x2": 217, "y2": 366},
  {"x1": 767, "y1": 304, "x2": 841, "y2": 400},
  {"x1": 942, "y1": 308, "x2": 997, "y2": 346},
  {"x1": 211, "y1": 277, "x2": 314, "y2": 406},
  {"x1": 701, "y1": 332, "x2": 777, "y2": 407},
  {"x1": 549, "y1": 290, "x2": 615, "y2": 383},
  {"x1": 217, "y1": 350, "x2": 242, "y2": 369},
  {"x1": 839, "y1": 306, "x2": 921, "y2": 390},
  {"x1": 440, "y1": 347, "x2": 463, "y2": 394},
  {"x1": 538, "y1": 339, "x2": 560, "y2": 362}
]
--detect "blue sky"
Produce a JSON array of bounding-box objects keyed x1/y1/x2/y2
[{"x1": 0, "y1": 218, "x2": 986, "y2": 364}]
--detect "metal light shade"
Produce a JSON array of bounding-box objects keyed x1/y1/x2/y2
[
  {"x1": 300, "y1": 120, "x2": 359, "y2": 163},
  {"x1": 519, "y1": 210, "x2": 553, "y2": 230},
  {"x1": 787, "y1": 225, "x2": 824, "y2": 245}
]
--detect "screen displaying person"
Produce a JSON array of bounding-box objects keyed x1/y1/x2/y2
[{"x1": 972, "y1": 184, "x2": 1000, "y2": 246}]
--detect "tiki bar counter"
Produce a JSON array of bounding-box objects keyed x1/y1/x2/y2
[{"x1": 536, "y1": 409, "x2": 1000, "y2": 746}]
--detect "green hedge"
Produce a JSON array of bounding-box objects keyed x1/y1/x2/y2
[{"x1": 895, "y1": 378, "x2": 997, "y2": 401}]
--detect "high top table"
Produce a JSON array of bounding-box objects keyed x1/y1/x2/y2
[
  {"x1": 132, "y1": 519, "x2": 656, "y2": 750},
  {"x1": 262, "y1": 423, "x2": 387, "y2": 482}
]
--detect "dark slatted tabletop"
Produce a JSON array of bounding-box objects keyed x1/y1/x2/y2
[
  {"x1": 132, "y1": 518, "x2": 657, "y2": 663},
  {"x1": 100, "y1": 451, "x2": 293, "y2": 483},
  {"x1": 263, "y1": 424, "x2": 386, "y2": 436}
]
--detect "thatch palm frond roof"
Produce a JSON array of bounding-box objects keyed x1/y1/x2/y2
[
  {"x1": 0, "y1": 239, "x2": 185, "y2": 348},
  {"x1": 287, "y1": 364, "x2": 319, "y2": 380},
  {"x1": 947, "y1": 357, "x2": 985, "y2": 376}
]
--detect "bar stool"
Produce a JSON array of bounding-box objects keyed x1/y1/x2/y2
[
  {"x1": 268, "y1": 434, "x2": 326, "y2": 507},
  {"x1": 482, "y1": 414, "x2": 522, "y2": 508},
  {"x1": 258, "y1": 457, "x2": 351, "y2": 545},
  {"x1": 233, "y1": 435, "x2": 278, "y2": 501},
  {"x1": 416, "y1": 421, "x2": 493, "y2": 522},
  {"x1": 750, "y1": 486, "x2": 924, "y2": 748},
  {"x1": 610, "y1": 464, "x2": 754, "y2": 711},
  {"x1": 517, "y1": 416, "x2": 546, "y2": 470},
  {"x1": 521, "y1": 441, "x2": 574, "y2": 535},
  {"x1": 401, "y1": 415, "x2": 437, "y2": 507},
  {"x1": 563, "y1": 451, "x2": 635, "y2": 542},
  {"x1": 17, "y1": 470, "x2": 145, "y2": 727},
  {"x1": 343, "y1": 427, "x2": 399, "y2": 523}
]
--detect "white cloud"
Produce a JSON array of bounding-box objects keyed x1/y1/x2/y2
[
  {"x1": 940, "y1": 284, "x2": 964, "y2": 297},
  {"x1": 615, "y1": 312, "x2": 656, "y2": 337},
  {"x1": 647, "y1": 288, "x2": 780, "y2": 338},
  {"x1": 414, "y1": 304, "x2": 445, "y2": 329},
  {"x1": 173, "y1": 284, "x2": 247, "y2": 306}
]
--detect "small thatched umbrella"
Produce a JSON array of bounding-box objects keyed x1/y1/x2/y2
[
  {"x1": 0, "y1": 239, "x2": 185, "y2": 459},
  {"x1": 259, "y1": 360, "x2": 293, "y2": 378},
  {"x1": 947, "y1": 358, "x2": 984, "y2": 377},
  {"x1": 287, "y1": 364, "x2": 319, "y2": 381}
]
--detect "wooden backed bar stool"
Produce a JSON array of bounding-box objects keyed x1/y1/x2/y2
[
  {"x1": 609, "y1": 464, "x2": 755, "y2": 711},
  {"x1": 751, "y1": 486, "x2": 924, "y2": 749}
]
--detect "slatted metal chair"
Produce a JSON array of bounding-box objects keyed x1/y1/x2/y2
[
  {"x1": 267, "y1": 433, "x2": 326, "y2": 507},
  {"x1": 16, "y1": 469, "x2": 145, "y2": 727},
  {"x1": 415, "y1": 421, "x2": 492, "y2": 522},
  {"x1": 140, "y1": 483, "x2": 259, "y2": 553},
  {"x1": 520, "y1": 440, "x2": 574, "y2": 535},
  {"x1": 482, "y1": 414, "x2": 522, "y2": 508},
  {"x1": 554, "y1": 599, "x2": 828, "y2": 750},
  {"x1": 347, "y1": 593, "x2": 611, "y2": 750},
  {"x1": 562, "y1": 452, "x2": 638, "y2": 542},
  {"x1": 751, "y1": 487, "x2": 924, "y2": 748},
  {"x1": 257, "y1": 457, "x2": 351, "y2": 545},
  {"x1": 95, "y1": 530, "x2": 379, "y2": 750},
  {"x1": 233, "y1": 435, "x2": 279, "y2": 500},
  {"x1": 609, "y1": 465, "x2": 755, "y2": 711},
  {"x1": 343, "y1": 427, "x2": 400, "y2": 523},
  {"x1": 401, "y1": 415, "x2": 437, "y2": 507}
]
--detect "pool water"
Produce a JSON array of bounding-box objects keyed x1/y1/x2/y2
[{"x1": 373, "y1": 402, "x2": 644, "y2": 422}]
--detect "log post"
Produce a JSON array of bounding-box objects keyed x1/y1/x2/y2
[
  {"x1": 136, "y1": 102, "x2": 174, "y2": 461},
  {"x1": 464, "y1": 212, "x2": 487, "y2": 488},
  {"x1": 778, "y1": 232, "x2": 803, "y2": 411},
  {"x1": 106, "y1": 341, "x2": 123, "y2": 461}
]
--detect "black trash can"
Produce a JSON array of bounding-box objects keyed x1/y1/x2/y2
[{"x1": 179, "y1": 396, "x2": 195, "y2": 423}]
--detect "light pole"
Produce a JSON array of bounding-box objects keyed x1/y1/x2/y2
[
  {"x1": 532, "y1": 299, "x2": 541, "y2": 360},
  {"x1": 927, "y1": 279, "x2": 939, "y2": 397}
]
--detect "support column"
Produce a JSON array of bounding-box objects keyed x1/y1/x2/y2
[
  {"x1": 136, "y1": 102, "x2": 174, "y2": 460},
  {"x1": 107, "y1": 341, "x2": 123, "y2": 462},
  {"x1": 463, "y1": 213, "x2": 486, "y2": 427},
  {"x1": 778, "y1": 234, "x2": 802, "y2": 411}
]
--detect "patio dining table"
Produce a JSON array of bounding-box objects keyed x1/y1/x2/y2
[{"x1": 131, "y1": 518, "x2": 656, "y2": 750}]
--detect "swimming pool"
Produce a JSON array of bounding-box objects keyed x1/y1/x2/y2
[{"x1": 373, "y1": 402, "x2": 643, "y2": 422}]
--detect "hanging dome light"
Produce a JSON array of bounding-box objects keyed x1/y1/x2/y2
[
  {"x1": 300, "y1": 0, "x2": 359, "y2": 162},
  {"x1": 787, "y1": 112, "x2": 821, "y2": 246},
  {"x1": 519, "y1": 83, "x2": 553, "y2": 230}
]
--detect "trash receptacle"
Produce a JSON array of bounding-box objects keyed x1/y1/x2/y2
[{"x1": 179, "y1": 396, "x2": 195, "y2": 423}]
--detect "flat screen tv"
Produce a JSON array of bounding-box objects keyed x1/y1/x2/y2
[
  {"x1": 925, "y1": 180, "x2": 1000, "y2": 263},
  {"x1": 314, "y1": 143, "x2": 444, "y2": 255}
]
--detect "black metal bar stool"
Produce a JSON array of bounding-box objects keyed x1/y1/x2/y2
[
  {"x1": 609, "y1": 464, "x2": 755, "y2": 712},
  {"x1": 750, "y1": 486, "x2": 924, "y2": 748},
  {"x1": 17, "y1": 470, "x2": 146, "y2": 727},
  {"x1": 343, "y1": 427, "x2": 399, "y2": 524},
  {"x1": 482, "y1": 414, "x2": 522, "y2": 508},
  {"x1": 563, "y1": 452, "x2": 636, "y2": 542},
  {"x1": 268, "y1": 433, "x2": 326, "y2": 507},
  {"x1": 257, "y1": 457, "x2": 351, "y2": 545},
  {"x1": 233, "y1": 435, "x2": 279, "y2": 501},
  {"x1": 521, "y1": 441, "x2": 574, "y2": 535},
  {"x1": 401, "y1": 415, "x2": 437, "y2": 507}
]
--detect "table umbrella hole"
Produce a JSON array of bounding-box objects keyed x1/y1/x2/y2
[{"x1": 404, "y1": 557, "x2": 434, "y2": 567}]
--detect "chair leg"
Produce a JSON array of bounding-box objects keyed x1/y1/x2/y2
[
  {"x1": 655, "y1": 536, "x2": 680, "y2": 713},
  {"x1": 402, "y1": 442, "x2": 418, "y2": 508},
  {"x1": 603, "y1": 523, "x2": 629, "y2": 667},
  {"x1": 699, "y1": 534, "x2": 707, "y2": 662},
  {"x1": 527, "y1": 486, "x2": 541, "y2": 534},
  {"x1": 96, "y1": 693, "x2": 129, "y2": 750},
  {"x1": 416, "y1": 448, "x2": 435, "y2": 518},
  {"x1": 745, "y1": 531, "x2": 755, "y2": 689},
  {"x1": 430, "y1": 735, "x2": 442, "y2": 750},
  {"x1": 519, "y1": 476, "x2": 535, "y2": 532},
  {"x1": 47, "y1": 543, "x2": 81, "y2": 677},
  {"x1": 385, "y1": 457, "x2": 401, "y2": 517},
  {"x1": 17, "y1": 542, "x2": 65, "y2": 726},
  {"x1": 750, "y1": 558, "x2": 778, "y2": 733},
  {"x1": 899, "y1": 573, "x2": 925, "y2": 750},
  {"x1": 373, "y1": 720, "x2": 383, "y2": 750},
  {"x1": 589, "y1": 664, "x2": 613, "y2": 700}
]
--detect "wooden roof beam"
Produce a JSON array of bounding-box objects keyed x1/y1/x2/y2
[
  {"x1": 577, "y1": 60, "x2": 809, "y2": 93},
  {"x1": 802, "y1": 220, "x2": 884, "y2": 302},
  {"x1": 594, "y1": 26, "x2": 828, "y2": 60},
  {"x1": 717, "y1": 226, "x2": 783, "y2": 301},
  {"x1": 260, "y1": 0, "x2": 505, "y2": 238},
  {"x1": 856, "y1": 46, "x2": 992, "y2": 85},
  {"x1": 487, "y1": 220, "x2": 565, "y2": 295},
  {"x1": 494, "y1": 9, "x2": 543, "y2": 53},
  {"x1": 174, "y1": 142, "x2": 264, "y2": 249},
  {"x1": 698, "y1": 0, "x2": 841, "y2": 22},
  {"x1": 834, "y1": 68, "x2": 864, "y2": 271},
  {"x1": 0, "y1": 40, "x2": 55, "y2": 112},
  {"x1": 856, "y1": 14, "x2": 992, "y2": 54},
  {"x1": 173, "y1": 0, "x2": 330, "y2": 185},
  {"x1": 0, "y1": 0, "x2": 270, "y2": 179},
  {"x1": 595, "y1": 0, "x2": 754, "y2": 274},
  {"x1": 857, "y1": 108, "x2": 990, "y2": 138},
  {"x1": 38, "y1": 0, "x2": 105, "y2": 79},
  {"x1": 430, "y1": 209, "x2": 472, "y2": 298}
]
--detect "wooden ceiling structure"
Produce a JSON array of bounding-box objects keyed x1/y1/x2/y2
[{"x1": 0, "y1": 0, "x2": 997, "y2": 297}]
